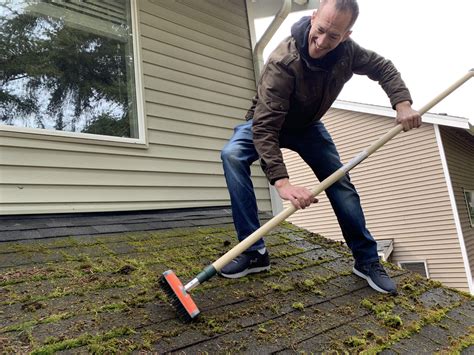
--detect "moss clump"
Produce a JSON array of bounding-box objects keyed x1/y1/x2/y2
[
  {"x1": 1, "y1": 312, "x2": 71, "y2": 333},
  {"x1": 373, "y1": 302, "x2": 395, "y2": 315},
  {"x1": 297, "y1": 279, "x2": 324, "y2": 296},
  {"x1": 292, "y1": 302, "x2": 304, "y2": 310},
  {"x1": 344, "y1": 336, "x2": 367, "y2": 347},
  {"x1": 360, "y1": 299, "x2": 401, "y2": 329},
  {"x1": 302, "y1": 279, "x2": 315, "y2": 288},
  {"x1": 383, "y1": 314, "x2": 403, "y2": 328},
  {"x1": 401, "y1": 282, "x2": 416, "y2": 292},
  {"x1": 361, "y1": 302, "x2": 463, "y2": 354},
  {"x1": 30, "y1": 327, "x2": 135, "y2": 354},
  {"x1": 442, "y1": 328, "x2": 474, "y2": 353},
  {"x1": 202, "y1": 318, "x2": 225, "y2": 335},
  {"x1": 264, "y1": 281, "x2": 294, "y2": 292},
  {"x1": 360, "y1": 298, "x2": 374, "y2": 310}
]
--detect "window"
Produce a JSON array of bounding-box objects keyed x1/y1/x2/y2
[
  {"x1": 0, "y1": 0, "x2": 143, "y2": 140},
  {"x1": 399, "y1": 261, "x2": 429, "y2": 278},
  {"x1": 463, "y1": 189, "x2": 474, "y2": 227}
]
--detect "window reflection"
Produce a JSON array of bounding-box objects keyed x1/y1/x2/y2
[{"x1": 0, "y1": 0, "x2": 138, "y2": 138}]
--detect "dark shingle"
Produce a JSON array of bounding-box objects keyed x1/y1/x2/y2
[{"x1": 0, "y1": 207, "x2": 471, "y2": 354}]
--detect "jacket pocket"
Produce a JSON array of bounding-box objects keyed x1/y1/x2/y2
[{"x1": 265, "y1": 93, "x2": 290, "y2": 113}]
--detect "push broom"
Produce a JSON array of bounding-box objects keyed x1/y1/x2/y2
[{"x1": 160, "y1": 69, "x2": 474, "y2": 322}]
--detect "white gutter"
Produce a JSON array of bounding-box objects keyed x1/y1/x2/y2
[
  {"x1": 332, "y1": 100, "x2": 473, "y2": 133},
  {"x1": 434, "y1": 124, "x2": 474, "y2": 294}
]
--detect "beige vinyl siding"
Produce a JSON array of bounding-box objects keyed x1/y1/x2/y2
[
  {"x1": 440, "y1": 126, "x2": 474, "y2": 278},
  {"x1": 282, "y1": 108, "x2": 469, "y2": 291},
  {"x1": 0, "y1": 0, "x2": 272, "y2": 214}
]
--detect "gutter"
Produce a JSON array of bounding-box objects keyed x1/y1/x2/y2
[{"x1": 332, "y1": 100, "x2": 473, "y2": 134}]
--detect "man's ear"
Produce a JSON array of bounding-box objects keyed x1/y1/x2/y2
[
  {"x1": 310, "y1": 10, "x2": 317, "y2": 25},
  {"x1": 342, "y1": 30, "x2": 352, "y2": 42}
]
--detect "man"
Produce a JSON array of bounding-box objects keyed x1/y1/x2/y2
[{"x1": 220, "y1": 0, "x2": 421, "y2": 295}]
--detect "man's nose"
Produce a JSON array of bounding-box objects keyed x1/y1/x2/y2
[{"x1": 317, "y1": 34, "x2": 329, "y2": 48}]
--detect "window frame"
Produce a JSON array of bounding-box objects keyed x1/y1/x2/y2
[
  {"x1": 463, "y1": 188, "x2": 474, "y2": 228},
  {"x1": 398, "y1": 261, "x2": 430, "y2": 278},
  {"x1": 0, "y1": 0, "x2": 147, "y2": 147}
]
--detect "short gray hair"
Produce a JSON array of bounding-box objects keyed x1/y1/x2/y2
[{"x1": 320, "y1": 0, "x2": 359, "y2": 29}]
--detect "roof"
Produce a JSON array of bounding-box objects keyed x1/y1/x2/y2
[
  {"x1": 332, "y1": 100, "x2": 474, "y2": 134},
  {"x1": 0, "y1": 208, "x2": 473, "y2": 353}
]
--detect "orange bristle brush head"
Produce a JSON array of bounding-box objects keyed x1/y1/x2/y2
[{"x1": 159, "y1": 270, "x2": 200, "y2": 322}]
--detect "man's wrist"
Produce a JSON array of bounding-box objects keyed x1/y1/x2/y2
[
  {"x1": 274, "y1": 178, "x2": 289, "y2": 188},
  {"x1": 395, "y1": 100, "x2": 411, "y2": 110}
]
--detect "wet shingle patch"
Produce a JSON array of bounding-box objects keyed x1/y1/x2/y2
[{"x1": 0, "y1": 208, "x2": 472, "y2": 353}]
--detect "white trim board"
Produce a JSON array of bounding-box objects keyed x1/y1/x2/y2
[
  {"x1": 332, "y1": 100, "x2": 472, "y2": 133},
  {"x1": 435, "y1": 124, "x2": 474, "y2": 295}
]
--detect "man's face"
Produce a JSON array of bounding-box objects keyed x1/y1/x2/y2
[{"x1": 308, "y1": 2, "x2": 353, "y2": 59}]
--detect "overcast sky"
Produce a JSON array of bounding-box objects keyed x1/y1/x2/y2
[{"x1": 256, "y1": 0, "x2": 473, "y2": 121}]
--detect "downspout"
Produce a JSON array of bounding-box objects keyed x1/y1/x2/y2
[
  {"x1": 252, "y1": 0, "x2": 292, "y2": 215},
  {"x1": 253, "y1": 0, "x2": 292, "y2": 80}
]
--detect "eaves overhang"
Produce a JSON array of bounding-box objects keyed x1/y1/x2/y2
[
  {"x1": 247, "y1": 0, "x2": 319, "y2": 20},
  {"x1": 332, "y1": 100, "x2": 473, "y2": 134}
]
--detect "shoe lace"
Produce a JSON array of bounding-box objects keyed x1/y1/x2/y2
[
  {"x1": 232, "y1": 254, "x2": 248, "y2": 264},
  {"x1": 370, "y1": 262, "x2": 389, "y2": 278}
]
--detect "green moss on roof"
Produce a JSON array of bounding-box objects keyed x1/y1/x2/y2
[{"x1": 0, "y1": 221, "x2": 472, "y2": 353}]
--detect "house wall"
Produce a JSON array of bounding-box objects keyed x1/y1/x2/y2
[
  {"x1": 0, "y1": 0, "x2": 272, "y2": 215},
  {"x1": 282, "y1": 108, "x2": 469, "y2": 291},
  {"x1": 440, "y1": 126, "x2": 474, "y2": 280}
]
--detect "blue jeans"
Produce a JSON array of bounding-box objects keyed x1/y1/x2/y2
[{"x1": 221, "y1": 120, "x2": 379, "y2": 265}]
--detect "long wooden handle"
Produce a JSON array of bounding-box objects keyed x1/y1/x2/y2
[{"x1": 212, "y1": 69, "x2": 474, "y2": 272}]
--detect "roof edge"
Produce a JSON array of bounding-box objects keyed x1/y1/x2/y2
[{"x1": 332, "y1": 100, "x2": 472, "y2": 133}]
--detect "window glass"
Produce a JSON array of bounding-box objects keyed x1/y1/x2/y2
[
  {"x1": 0, "y1": 0, "x2": 138, "y2": 138},
  {"x1": 399, "y1": 262, "x2": 428, "y2": 278},
  {"x1": 464, "y1": 189, "x2": 474, "y2": 227}
]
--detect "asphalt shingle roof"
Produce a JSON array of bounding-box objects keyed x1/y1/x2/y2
[{"x1": 0, "y1": 208, "x2": 473, "y2": 353}]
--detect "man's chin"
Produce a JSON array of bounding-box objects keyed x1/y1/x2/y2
[
  {"x1": 308, "y1": 46, "x2": 327, "y2": 59},
  {"x1": 309, "y1": 51, "x2": 326, "y2": 59}
]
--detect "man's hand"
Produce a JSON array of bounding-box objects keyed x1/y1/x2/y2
[
  {"x1": 395, "y1": 101, "x2": 422, "y2": 131},
  {"x1": 275, "y1": 178, "x2": 318, "y2": 209}
]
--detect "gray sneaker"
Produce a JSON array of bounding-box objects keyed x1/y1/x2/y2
[
  {"x1": 219, "y1": 250, "x2": 270, "y2": 279},
  {"x1": 353, "y1": 261, "x2": 397, "y2": 295}
]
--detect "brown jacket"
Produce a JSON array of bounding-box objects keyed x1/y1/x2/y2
[{"x1": 246, "y1": 36, "x2": 412, "y2": 184}]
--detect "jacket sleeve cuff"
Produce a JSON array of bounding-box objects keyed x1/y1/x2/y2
[
  {"x1": 268, "y1": 168, "x2": 289, "y2": 185},
  {"x1": 270, "y1": 175, "x2": 289, "y2": 185},
  {"x1": 391, "y1": 96, "x2": 413, "y2": 110}
]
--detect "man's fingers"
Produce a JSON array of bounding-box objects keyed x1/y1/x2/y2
[
  {"x1": 280, "y1": 185, "x2": 317, "y2": 209},
  {"x1": 290, "y1": 195, "x2": 302, "y2": 209},
  {"x1": 399, "y1": 118, "x2": 415, "y2": 131},
  {"x1": 290, "y1": 195, "x2": 317, "y2": 209},
  {"x1": 399, "y1": 114, "x2": 422, "y2": 131},
  {"x1": 290, "y1": 194, "x2": 308, "y2": 209}
]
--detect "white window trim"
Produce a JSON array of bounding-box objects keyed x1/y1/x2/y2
[
  {"x1": 0, "y1": 0, "x2": 148, "y2": 147},
  {"x1": 398, "y1": 261, "x2": 430, "y2": 279},
  {"x1": 463, "y1": 188, "x2": 474, "y2": 228}
]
